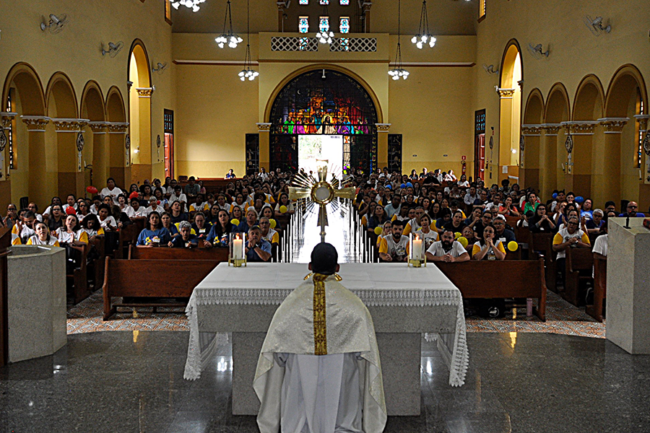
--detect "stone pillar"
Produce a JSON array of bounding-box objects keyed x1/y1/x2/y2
[
  {"x1": 561, "y1": 121, "x2": 597, "y2": 198},
  {"x1": 276, "y1": 1, "x2": 287, "y2": 32},
  {"x1": 540, "y1": 123, "x2": 562, "y2": 199},
  {"x1": 376, "y1": 123, "x2": 391, "y2": 171},
  {"x1": 498, "y1": 88, "x2": 516, "y2": 183},
  {"x1": 257, "y1": 123, "x2": 271, "y2": 172},
  {"x1": 634, "y1": 115, "x2": 650, "y2": 211},
  {"x1": 607, "y1": 217, "x2": 650, "y2": 354},
  {"x1": 51, "y1": 118, "x2": 89, "y2": 199},
  {"x1": 132, "y1": 87, "x2": 153, "y2": 184},
  {"x1": 596, "y1": 117, "x2": 629, "y2": 207},
  {"x1": 107, "y1": 122, "x2": 130, "y2": 189},
  {"x1": 88, "y1": 121, "x2": 109, "y2": 190},
  {"x1": 20, "y1": 116, "x2": 53, "y2": 208},
  {"x1": 520, "y1": 124, "x2": 542, "y2": 193}
]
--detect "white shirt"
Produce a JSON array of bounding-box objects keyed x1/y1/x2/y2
[
  {"x1": 99, "y1": 215, "x2": 117, "y2": 231},
  {"x1": 120, "y1": 205, "x2": 135, "y2": 218},
  {"x1": 132, "y1": 207, "x2": 148, "y2": 218},
  {"x1": 427, "y1": 240, "x2": 467, "y2": 258},
  {"x1": 555, "y1": 227, "x2": 587, "y2": 260},
  {"x1": 100, "y1": 187, "x2": 124, "y2": 205},
  {"x1": 414, "y1": 228, "x2": 439, "y2": 250},
  {"x1": 592, "y1": 234, "x2": 608, "y2": 257},
  {"x1": 145, "y1": 205, "x2": 166, "y2": 216}
]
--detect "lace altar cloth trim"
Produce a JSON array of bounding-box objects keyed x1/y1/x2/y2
[{"x1": 183, "y1": 288, "x2": 468, "y2": 387}]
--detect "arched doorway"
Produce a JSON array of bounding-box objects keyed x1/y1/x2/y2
[
  {"x1": 80, "y1": 81, "x2": 106, "y2": 190},
  {"x1": 522, "y1": 89, "x2": 544, "y2": 192},
  {"x1": 128, "y1": 40, "x2": 152, "y2": 184},
  {"x1": 2, "y1": 63, "x2": 47, "y2": 208},
  {"x1": 268, "y1": 68, "x2": 379, "y2": 175},
  {"x1": 544, "y1": 83, "x2": 571, "y2": 196},
  {"x1": 602, "y1": 65, "x2": 648, "y2": 210},
  {"x1": 106, "y1": 86, "x2": 128, "y2": 188},
  {"x1": 499, "y1": 41, "x2": 523, "y2": 184},
  {"x1": 570, "y1": 75, "x2": 604, "y2": 202}
]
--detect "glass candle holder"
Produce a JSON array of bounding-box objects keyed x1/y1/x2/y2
[
  {"x1": 408, "y1": 233, "x2": 426, "y2": 268},
  {"x1": 229, "y1": 232, "x2": 247, "y2": 267}
]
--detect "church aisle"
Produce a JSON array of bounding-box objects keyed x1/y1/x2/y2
[{"x1": 1, "y1": 332, "x2": 647, "y2": 432}]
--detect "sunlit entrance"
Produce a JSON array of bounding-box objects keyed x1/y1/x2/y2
[{"x1": 298, "y1": 135, "x2": 343, "y2": 178}]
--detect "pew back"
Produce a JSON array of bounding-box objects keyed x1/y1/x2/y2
[{"x1": 129, "y1": 244, "x2": 229, "y2": 261}]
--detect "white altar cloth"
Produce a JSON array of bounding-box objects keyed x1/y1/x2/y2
[{"x1": 183, "y1": 262, "x2": 469, "y2": 387}]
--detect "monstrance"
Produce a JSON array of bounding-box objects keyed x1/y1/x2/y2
[{"x1": 288, "y1": 163, "x2": 355, "y2": 242}]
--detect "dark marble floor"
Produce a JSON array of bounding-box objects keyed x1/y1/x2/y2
[{"x1": 1, "y1": 332, "x2": 649, "y2": 433}]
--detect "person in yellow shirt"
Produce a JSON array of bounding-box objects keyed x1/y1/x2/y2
[
  {"x1": 378, "y1": 220, "x2": 410, "y2": 262},
  {"x1": 26, "y1": 222, "x2": 60, "y2": 247},
  {"x1": 552, "y1": 217, "x2": 591, "y2": 285},
  {"x1": 11, "y1": 211, "x2": 37, "y2": 245},
  {"x1": 259, "y1": 217, "x2": 280, "y2": 245},
  {"x1": 403, "y1": 205, "x2": 426, "y2": 235},
  {"x1": 472, "y1": 225, "x2": 506, "y2": 260}
]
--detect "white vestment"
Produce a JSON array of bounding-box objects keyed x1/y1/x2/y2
[{"x1": 254, "y1": 274, "x2": 387, "y2": 433}]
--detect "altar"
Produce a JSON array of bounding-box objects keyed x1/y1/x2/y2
[{"x1": 183, "y1": 262, "x2": 468, "y2": 416}]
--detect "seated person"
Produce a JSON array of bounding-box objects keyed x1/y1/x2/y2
[
  {"x1": 403, "y1": 205, "x2": 425, "y2": 235},
  {"x1": 191, "y1": 212, "x2": 212, "y2": 240},
  {"x1": 425, "y1": 229, "x2": 470, "y2": 262},
  {"x1": 238, "y1": 208, "x2": 259, "y2": 233},
  {"x1": 585, "y1": 209, "x2": 605, "y2": 234},
  {"x1": 136, "y1": 212, "x2": 172, "y2": 247},
  {"x1": 168, "y1": 200, "x2": 188, "y2": 223},
  {"x1": 443, "y1": 210, "x2": 466, "y2": 234},
  {"x1": 461, "y1": 225, "x2": 477, "y2": 251},
  {"x1": 161, "y1": 212, "x2": 180, "y2": 238},
  {"x1": 492, "y1": 215, "x2": 516, "y2": 245},
  {"x1": 472, "y1": 225, "x2": 506, "y2": 260},
  {"x1": 619, "y1": 201, "x2": 645, "y2": 218},
  {"x1": 80, "y1": 213, "x2": 104, "y2": 241},
  {"x1": 529, "y1": 204, "x2": 555, "y2": 233},
  {"x1": 26, "y1": 222, "x2": 60, "y2": 246},
  {"x1": 472, "y1": 209, "x2": 493, "y2": 240},
  {"x1": 11, "y1": 210, "x2": 37, "y2": 245},
  {"x1": 552, "y1": 217, "x2": 591, "y2": 285},
  {"x1": 169, "y1": 221, "x2": 199, "y2": 248},
  {"x1": 246, "y1": 225, "x2": 272, "y2": 262},
  {"x1": 378, "y1": 220, "x2": 409, "y2": 262},
  {"x1": 414, "y1": 214, "x2": 438, "y2": 250},
  {"x1": 205, "y1": 210, "x2": 233, "y2": 247},
  {"x1": 259, "y1": 217, "x2": 279, "y2": 245}
]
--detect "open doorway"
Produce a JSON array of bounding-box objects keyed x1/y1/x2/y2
[
  {"x1": 298, "y1": 135, "x2": 343, "y2": 178},
  {"x1": 164, "y1": 109, "x2": 174, "y2": 179}
]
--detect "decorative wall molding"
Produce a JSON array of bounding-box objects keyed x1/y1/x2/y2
[
  {"x1": 271, "y1": 37, "x2": 319, "y2": 52},
  {"x1": 20, "y1": 116, "x2": 51, "y2": 132},
  {"x1": 521, "y1": 124, "x2": 543, "y2": 136},
  {"x1": 497, "y1": 88, "x2": 516, "y2": 99},
  {"x1": 256, "y1": 123, "x2": 272, "y2": 132},
  {"x1": 634, "y1": 114, "x2": 650, "y2": 132},
  {"x1": 597, "y1": 117, "x2": 629, "y2": 134},
  {"x1": 330, "y1": 38, "x2": 377, "y2": 52},
  {"x1": 270, "y1": 36, "x2": 378, "y2": 53},
  {"x1": 375, "y1": 123, "x2": 391, "y2": 133},
  {"x1": 88, "y1": 121, "x2": 110, "y2": 134},
  {"x1": 51, "y1": 118, "x2": 89, "y2": 133},
  {"x1": 0, "y1": 112, "x2": 17, "y2": 128},
  {"x1": 541, "y1": 123, "x2": 563, "y2": 136},
  {"x1": 136, "y1": 87, "x2": 154, "y2": 98},
  {"x1": 107, "y1": 122, "x2": 130, "y2": 134},
  {"x1": 561, "y1": 121, "x2": 598, "y2": 135}
]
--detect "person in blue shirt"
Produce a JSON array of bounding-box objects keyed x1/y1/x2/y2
[
  {"x1": 619, "y1": 201, "x2": 646, "y2": 218},
  {"x1": 169, "y1": 221, "x2": 199, "y2": 248},
  {"x1": 136, "y1": 211, "x2": 171, "y2": 246},
  {"x1": 237, "y1": 208, "x2": 259, "y2": 234},
  {"x1": 246, "y1": 225, "x2": 272, "y2": 262}
]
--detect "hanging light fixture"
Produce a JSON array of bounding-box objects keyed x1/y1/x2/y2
[
  {"x1": 171, "y1": 0, "x2": 206, "y2": 13},
  {"x1": 388, "y1": 0, "x2": 409, "y2": 80},
  {"x1": 316, "y1": 3, "x2": 335, "y2": 44},
  {"x1": 215, "y1": 0, "x2": 243, "y2": 48},
  {"x1": 238, "y1": 0, "x2": 259, "y2": 81},
  {"x1": 411, "y1": 0, "x2": 436, "y2": 49}
]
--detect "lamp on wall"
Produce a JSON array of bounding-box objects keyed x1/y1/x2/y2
[
  {"x1": 411, "y1": 0, "x2": 436, "y2": 49},
  {"x1": 388, "y1": 0, "x2": 409, "y2": 80},
  {"x1": 527, "y1": 43, "x2": 550, "y2": 58},
  {"x1": 215, "y1": 0, "x2": 243, "y2": 48},
  {"x1": 584, "y1": 16, "x2": 611, "y2": 35},
  {"x1": 238, "y1": 0, "x2": 259, "y2": 81},
  {"x1": 102, "y1": 41, "x2": 124, "y2": 57},
  {"x1": 40, "y1": 14, "x2": 68, "y2": 33},
  {"x1": 171, "y1": 0, "x2": 205, "y2": 12}
]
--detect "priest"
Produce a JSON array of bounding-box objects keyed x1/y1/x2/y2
[{"x1": 253, "y1": 243, "x2": 387, "y2": 433}]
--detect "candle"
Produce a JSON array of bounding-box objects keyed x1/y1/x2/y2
[
  {"x1": 412, "y1": 236, "x2": 422, "y2": 260},
  {"x1": 233, "y1": 236, "x2": 243, "y2": 259}
]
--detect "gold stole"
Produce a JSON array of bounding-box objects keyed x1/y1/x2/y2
[{"x1": 312, "y1": 273, "x2": 328, "y2": 356}]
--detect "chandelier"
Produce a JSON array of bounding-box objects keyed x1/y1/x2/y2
[
  {"x1": 238, "y1": 0, "x2": 259, "y2": 81},
  {"x1": 388, "y1": 0, "x2": 409, "y2": 80},
  {"x1": 171, "y1": 0, "x2": 205, "y2": 12},
  {"x1": 316, "y1": 4, "x2": 335, "y2": 44},
  {"x1": 215, "y1": 0, "x2": 243, "y2": 48},
  {"x1": 411, "y1": 0, "x2": 436, "y2": 49}
]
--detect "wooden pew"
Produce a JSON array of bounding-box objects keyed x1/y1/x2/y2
[
  {"x1": 587, "y1": 256, "x2": 606, "y2": 322},
  {"x1": 531, "y1": 233, "x2": 556, "y2": 292},
  {"x1": 435, "y1": 259, "x2": 547, "y2": 321},
  {"x1": 563, "y1": 247, "x2": 594, "y2": 307},
  {"x1": 129, "y1": 244, "x2": 229, "y2": 262},
  {"x1": 102, "y1": 257, "x2": 217, "y2": 320},
  {"x1": 68, "y1": 243, "x2": 91, "y2": 304},
  {"x1": 116, "y1": 220, "x2": 144, "y2": 259}
]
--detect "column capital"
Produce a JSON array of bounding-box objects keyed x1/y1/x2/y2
[
  {"x1": 20, "y1": 115, "x2": 51, "y2": 132},
  {"x1": 0, "y1": 112, "x2": 17, "y2": 128},
  {"x1": 541, "y1": 123, "x2": 563, "y2": 136},
  {"x1": 362, "y1": 1, "x2": 373, "y2": 12},
  {"x1": 561, "y1": 120, "x2": 598, "y2": 135},
  {"x1": 88, "y1": 121, "x2": 110, "y2": 134},
  {"x1": 497, "y1": 88, "x2": 516, "y2": 99},
  {"x1": 276, "y1": 1, "x2": 288, "y2": 10},
  {"x1": 51, "y1": 118, "x2": 89, "y2": 133},
  {"x1": 375, "y1": 123, "x2": 391, "y2": 133},
  {"x1": 136, "y1": 87, "x2": 154, "y2": 98},
  {"x1": 107, "y1": 121, "x2": 130, "y2": 134},
  {"x1": 634, "y1": 114, "x2": 650, "y2": 132},
  {"x1": 521, "y1": 124, "x2": 543, "y2": 136},
  {"x1": 597, "y1": 117, "x2": 629, "y2": 134},
  {"x1": 256, "y1": 123, "x2": 272, "y2": 133}
]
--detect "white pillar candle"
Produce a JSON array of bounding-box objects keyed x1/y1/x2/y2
[
  {"x1": 233, "y1": 237, "x2": 244, "y2": 259},
  {"x1": 412, "y1": 237, "x2": 422, "y2": 260}
]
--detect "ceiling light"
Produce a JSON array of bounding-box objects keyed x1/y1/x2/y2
[
  {"x1": 238, "y1": 0, "x2": 258, "y2": 81},
  {"x1": 171, "y1": 0, "x2": 205, "y2": 12},
  {"x1": 215, "y1": 0, "x2": 243, "y2": 48},
  {"x1": 411, "y1": 1, "x2": 436, "y2": 49},
  {"x1": 389, "y1": 0, "x2": 409, "y2": 80}
]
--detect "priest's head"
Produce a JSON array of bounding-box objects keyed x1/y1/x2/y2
[{"x1": 309, "y1": 242, "x2": 340, "y2": 275}]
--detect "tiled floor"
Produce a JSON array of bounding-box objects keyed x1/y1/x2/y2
[{"x1": 1, "y1": 332, "x2": 647, "y2": 433}]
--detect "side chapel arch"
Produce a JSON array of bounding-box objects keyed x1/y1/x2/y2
[
  {"x1": 128, "y1": 39, "x2": 152, "y2": 184},
  {"x1": 543, "y1": 83, "x2": 571, "y2": 195},
  {"x1": 522, "y1": 89, "x2": 544, "y2": 192},
  {"x1": 81, "y1": 81, "x2": 107, "y2": 187},
  {"x1": 498, "y1": 40, "x2": 524, "y2": 183}
]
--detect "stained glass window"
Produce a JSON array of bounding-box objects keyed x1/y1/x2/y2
[
  {"x1": 299, "y1": 16, "x2": 309, "y2": 33},
  {"x1": 340, "y1": 16, "x2": 350, "y2": 33},
  {"x1": 299, "y1": 0, "x2": 308, "y2": 4},
  {"x1": 340, "y1": 0, "x2": 350, "y2": 4},
  {"x1": 339, "y1": 38, "x2": 350, "y2": 51},
  {"x1": 319, "y1": 0, "x2": 329, "y2": 4},
  {"x1": 319, "y1": 16, "x2": 330, "y2": 33},
  {"x1": 6, "y1": 90, "x2": 14, "y2": 169},
  {"x1": 299, "y1": 37, "x2": 309, "y2": 51}
]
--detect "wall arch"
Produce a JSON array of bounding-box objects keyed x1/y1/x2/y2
[
  {"x1": 128, "y1": 39, "x2": 152, "y2": 184},
  {"x1": 81, "y1": 81, "x2": 106, "y2": 189},
  {"x1": 106, "y1": 86, "x2": 129, "y2": 188},
  {"x1": 543, "y1": 83, "x2": 571, "y2": 195},
  {"x1": 45, "y1": 72, "x2": 79, "y2": 119},
  {"x1": 498, "y1": 40, "x2": 524, "y2": 183},
  {"x1": 522, "y1": 89, "x2": 544, "y2": 192},
  {"x1": 2, "y1": 62, "x2": 46, "y2": 116}
]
